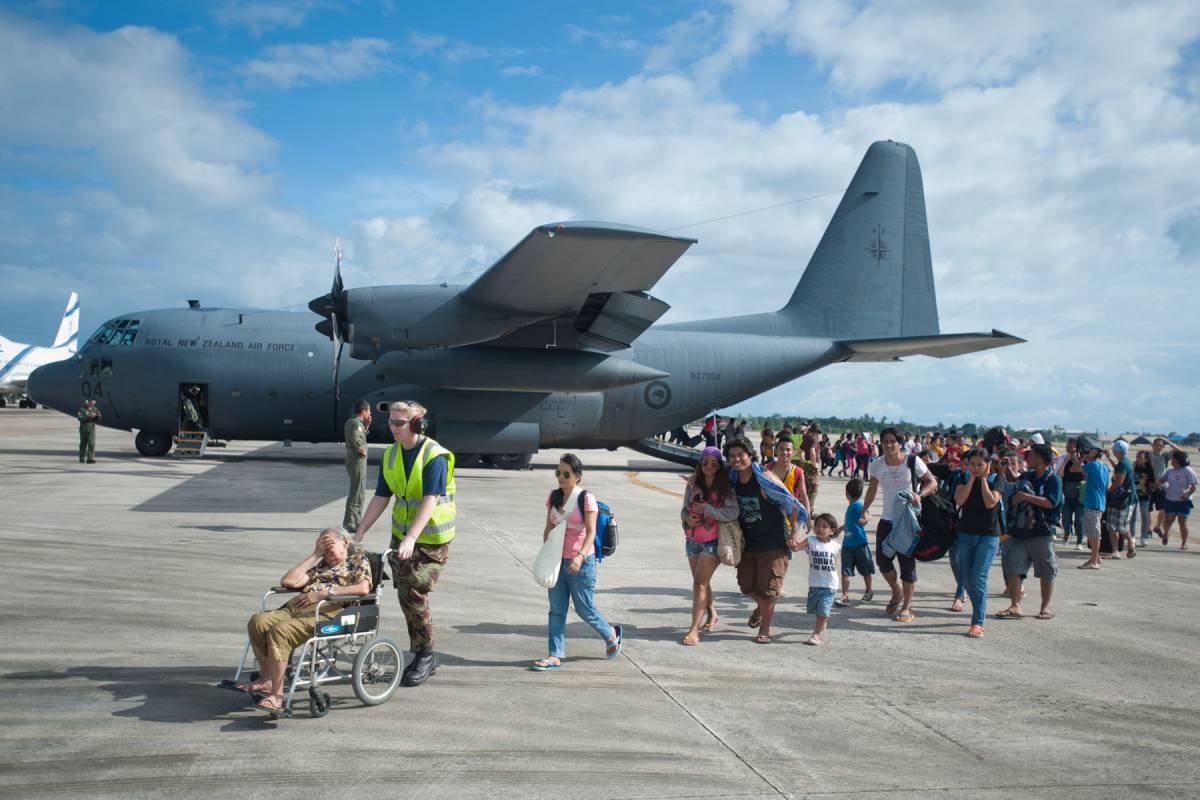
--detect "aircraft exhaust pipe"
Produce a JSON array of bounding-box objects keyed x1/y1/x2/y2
[{"x1": 377, "y1": 347, "x2": 669, "y2": 393}]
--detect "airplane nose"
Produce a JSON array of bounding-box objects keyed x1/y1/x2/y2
[{"x1": 28, "y1": 359, "x2": 78, "y2": 412}]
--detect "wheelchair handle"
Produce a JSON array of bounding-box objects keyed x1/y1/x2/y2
[
  {"x1": 325, "y1": 592, "x2": 377, "y2": 603},
  {"x1": 269, "y1": 586, "x2": 301, "y2": 594}
]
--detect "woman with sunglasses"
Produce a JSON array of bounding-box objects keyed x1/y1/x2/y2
[
  {"x1": 680, "y1": 447, "x2": 739, "y2": 645},
  {"x1": 532, "y1": 454, "x2": 622, "y2": 671}
]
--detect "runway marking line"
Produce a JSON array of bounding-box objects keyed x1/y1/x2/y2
[{"x1": 624, "y1": 471, "x2": 684, "y2": 498}]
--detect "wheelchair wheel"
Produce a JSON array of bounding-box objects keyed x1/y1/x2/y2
[
  {"x1": 352, "y1": 637, "x2": 403, "y2": 705},
  {"x1": 308, "y1": 688, "x2": 331, "y2": 718}
]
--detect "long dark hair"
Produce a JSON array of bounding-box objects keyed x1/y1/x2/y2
[
  {"x1": 691, "y1": 454, "x2": 734, "y2": 499},
  {"x1": 549, "y1": 453, "x2": 584, "y2": 511}
]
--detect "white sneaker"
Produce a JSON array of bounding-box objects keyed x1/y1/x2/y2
[{"x1": 1075, "y1": 544, "x2": 1086, "y2": 551}]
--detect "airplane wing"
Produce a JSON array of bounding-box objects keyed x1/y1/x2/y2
[
  {"x1": 463, "y1": 222, "x2": 696, "y2": 318},
  {"x1": 835, "y1": 330, "x2": 1026, "y2": 362}
]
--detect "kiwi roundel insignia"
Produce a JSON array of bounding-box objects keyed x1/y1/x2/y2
[{"x1": 643, "y1": 380, "x2": 672, "y2": 410}]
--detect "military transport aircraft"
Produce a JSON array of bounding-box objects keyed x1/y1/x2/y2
[{"x1": 28, "y1": 141, "x2": 1022, "y2": 468}]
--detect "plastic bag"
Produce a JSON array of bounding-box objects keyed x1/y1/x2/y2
[{"x1": 533, "y1": 487, "x2": 581, "y2": 588}]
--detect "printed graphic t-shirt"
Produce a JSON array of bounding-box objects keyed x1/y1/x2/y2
[
  {"x1": 805, "y1": 536, "x2": 842, "y2": 590},
  {"x1": 735, "y1": 475, "x2": 788, "y2": 552}
]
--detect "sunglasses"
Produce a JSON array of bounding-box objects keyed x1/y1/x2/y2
[
  {"x1": 388, "y1": 419, "x2": 412, "y2": 428},
  {"x1": 555, "y1": 469, "x2": 576, "y2": 479}
]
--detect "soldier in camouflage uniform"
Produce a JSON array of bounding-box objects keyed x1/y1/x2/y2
[
  {"x1": 77, "y1": 399, "x2": 100, "y2": 463},
  {"x1": 342, "y1": 400, "x2": 372, "y2": 532}
]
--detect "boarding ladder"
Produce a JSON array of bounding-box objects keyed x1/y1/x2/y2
[{"x1": 174, "y1": 428, "x2": 209, "y2": 458}]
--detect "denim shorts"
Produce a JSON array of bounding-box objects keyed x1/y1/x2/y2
[
  {"x1": 1164, "y1": 499, "x2": 1193, "y2": 517},
  {"x1": 841, "y1": 543, "x2": 875, "y2": 577},
  {"x1": 685, "y1": 539, "x2": 719, "y2": 558},
  {"x1": 807, "y1": 586, "x2": 835, "y2": 617}
]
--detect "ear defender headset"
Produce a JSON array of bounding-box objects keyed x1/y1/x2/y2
[{"x1": 403, "y1": 400, "x2": 428, "y2": 434}]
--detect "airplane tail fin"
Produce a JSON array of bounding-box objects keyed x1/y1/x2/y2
[
  {"x1": 52, "y1": 292, "x2": 80, "y2": 352},
  {"x1": 784, "y1": 141, "x2": 938, "y2": 339}
]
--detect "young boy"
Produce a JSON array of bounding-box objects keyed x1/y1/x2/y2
[
  {"x1": 1077, "y1": 435, "x2": 1110, "y2": 570},
  {"x1": 835, "y1": 478, "x2": 874, "y2": 606},
  {"x1": 794, "y1": 512, "x2": 842, "y2": 645}
]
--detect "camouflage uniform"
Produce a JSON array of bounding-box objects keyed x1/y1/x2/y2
[
  {"x1": 77, "y1": 403, "x2": 100, "y2": 462},
  {"x1": 389, "y1": 541, "x2": 450, "y2": 651},
  {"x1": 343, "y1": 416, "x2": 368, "y2": 530},
  {"x1": 181, "y1": 396, "x2": 201, "y2": 429}
]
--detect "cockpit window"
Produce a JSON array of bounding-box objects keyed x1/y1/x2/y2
[{"x1": 89, "y1": 319, "x2": 140, "y2": 347}]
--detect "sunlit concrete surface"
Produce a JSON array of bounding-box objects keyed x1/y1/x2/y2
[{"x1": 1, "y1": 409, "x2": 1198, "y2": 799}]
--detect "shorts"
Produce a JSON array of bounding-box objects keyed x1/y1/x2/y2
[
  {"x1": 1002, "y1": 536, "x2": 1058, "y2": 582},
  {"x1": 736, "y1": 549, "x2": 789, "y2": 599},
  {"x1": 1163, "y1": 498, "x2": 1193, "y2": 517},
  {"x1": 874, "y1": 519, "x2": 917, "y2": 583},
  {"x1": 1106, "y1": 504, "x2": 1134, "y2": 532},
  {"x1": 807, "y1": 586, "x2": 835, "y2": 617},
  {"x1": 685, "y1": 539, "x2": 719, "y2": 558},
  {"x1": 841, "y1": 543, "x2": 875, "y2": 577},
  {"x1": 1082, "y1": 508, "x2": 1103, "y2": 540},
  {"x1": 1150, "y1": 488, "x2": 1167, "y2": 511}
]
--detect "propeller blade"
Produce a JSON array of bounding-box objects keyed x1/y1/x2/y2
[{"x1": 332, "y1": 237, "x2": 344, "y2": 296}]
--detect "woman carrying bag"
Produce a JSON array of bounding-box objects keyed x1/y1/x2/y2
[
  {"x1": 531, "y1": 454, "x2": 623, "y2": 671},
  {"x1": 680, "y1": 446, "x2": 740, "y2": 646}
]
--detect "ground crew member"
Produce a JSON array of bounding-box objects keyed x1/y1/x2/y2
[
  {"x1": 77, "y1": 398, "x2": 100, "y2": 463},
  {"x1": 353, "y1": 400, "x2": 455, "y2": 687},
  {"x1": 342, "y1": 400, "x2": 372, "y2": 532},
  {"x1": 180, "y1": 386, "x2": 202, "y2": 430}
]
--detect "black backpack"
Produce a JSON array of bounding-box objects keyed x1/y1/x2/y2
[{"x1": 905, "y1": 455, "x2": 958, "y2": 562}]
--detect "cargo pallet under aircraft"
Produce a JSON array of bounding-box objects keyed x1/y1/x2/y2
[{"x1": 29, "y1": 141, "x2": 1024, "y2": 467}]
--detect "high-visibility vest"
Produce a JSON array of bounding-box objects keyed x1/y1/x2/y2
[{"x1": 381, "y1": 437, "x2": 456, "y2": 545}]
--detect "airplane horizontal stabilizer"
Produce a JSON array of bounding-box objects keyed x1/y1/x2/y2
[{"x1": 835, "y1": 330, "x2": 1025, "y2": 362}]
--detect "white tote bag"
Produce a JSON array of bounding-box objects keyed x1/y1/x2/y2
[{"x1": 533, "y1": 486, "x2": 582, "y2": 588}]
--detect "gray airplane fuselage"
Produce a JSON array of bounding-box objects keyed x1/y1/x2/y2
[{"x1": 29, "y1": 304, "x2": 843, "y2": 453}]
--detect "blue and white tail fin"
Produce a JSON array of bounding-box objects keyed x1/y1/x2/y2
[
  {"x1": 52, "y1": 293, "x2": 79, "y2": 352},
  {"x1": 785, "y1": 141, "x2": 939, "y2": 339}
]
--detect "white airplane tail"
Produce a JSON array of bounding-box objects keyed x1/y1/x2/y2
[{"x1": 52, "y1": 293, "x2": 79, "y2": 352}]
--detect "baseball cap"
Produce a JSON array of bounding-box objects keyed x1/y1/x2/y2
[
  {"x1": 1112, "y1": 439, "x2": 1129, "y2": 455},
  {"x1": 1029, "y1": 433, "x2": 1045, "y2": 444}
]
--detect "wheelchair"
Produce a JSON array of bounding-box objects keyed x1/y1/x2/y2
[{"x1": 220, "y1": 550, "x2": 403, "y2": 719}]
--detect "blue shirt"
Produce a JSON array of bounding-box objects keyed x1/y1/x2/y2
[
  {"x1": 1112, "y1": 457, "x2": 1137, "y2": 504},
  {"x1": 1082, "y1": 460, "x2": 1110, "y2": 511},
  {"x1": 374, "y1": 439, "x2": 449, "y2": 498},
  {"x1": 843, "y1": 500, "x2": 868, "y2": 547}
]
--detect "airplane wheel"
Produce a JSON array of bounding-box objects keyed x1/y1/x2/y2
[
  {"x1": 492, "y1": 453, "x2": 533, "y2": 470},
  {"x1": 135, "y1": 431, "x2": 173, "y2": 457},
  {"x1": 455, "y1": 453, "x2": 484, "y2": 468}
]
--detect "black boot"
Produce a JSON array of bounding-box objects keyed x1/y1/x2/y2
[{"x1": 401, "y1": 648, "x2": 437, "y2": 687}]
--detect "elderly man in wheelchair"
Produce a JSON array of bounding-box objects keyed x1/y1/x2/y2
[{"x1": 221, "y1": 527, "x2": 404, "y2": 719}]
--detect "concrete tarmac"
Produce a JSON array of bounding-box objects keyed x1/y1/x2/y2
[{"x1": 1, "y1": 409, "x2": 1198, "y2": 799}]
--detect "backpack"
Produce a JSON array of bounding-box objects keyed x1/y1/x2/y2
[
  {"x1": 578, "y1": 490, "x2": 618, "y2": 561},
  {"x1": 904, "y1": 455, "x2": 957, "y2": 562}
]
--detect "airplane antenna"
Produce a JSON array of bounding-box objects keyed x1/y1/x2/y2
[{"x1": 661, "y1": 188, "x2": 845, "y2": 233}]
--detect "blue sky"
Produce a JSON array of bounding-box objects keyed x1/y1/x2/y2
[{"x1": 2, "y1": 1, "x2": 1199, "y2": 433}]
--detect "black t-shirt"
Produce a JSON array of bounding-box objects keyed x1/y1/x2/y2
[
  {"x1": 959, "y1": 476, "x2": 1001, "y2": 535},
  {"x1": 1061, "y1": 456, "x2": 1085, "y2": 485},
  {"x1": 734, "y1": 475, "x2": 788, "y2": 552}
]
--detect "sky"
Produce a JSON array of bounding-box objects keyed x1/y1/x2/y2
[{"x1": 1, "y1": 0, "x2": 1198, "y2": 434}]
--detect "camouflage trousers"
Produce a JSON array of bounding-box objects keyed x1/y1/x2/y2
[
  {"x1": 802, "y1": 461, "x2": 820, "y2": 505},
  {"x1": 389, "y1": 540, "x2": 450, "y2": 652}
]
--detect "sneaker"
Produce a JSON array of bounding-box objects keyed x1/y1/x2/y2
[
  {"x1": 1075, "y1": 544, "x2": 1086, "y2": 552},
  {"x1": 834, "y1": 595, "x2": 850, "y2": 607},
  {"x1": 804, "y1": 634, "x2": 823, "y2": 646},
  {"x1": 861, "y1": 590, "x2": 874, "y2": 603}
]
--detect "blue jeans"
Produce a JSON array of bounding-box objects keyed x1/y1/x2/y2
[
  {"x1": 547, "y1": 556, "x2": 613, "y2": 658},
  {"x1": 948, "y1": 540, "x2": 965, "y2": 600},
  {"x1": 1062, "y1": 493, "x2": 1085, "y2": 544},
  {"x1": 955, "y1": 533, "x2": 1000, "y2": 627},
  {"x1": 1132, "y1": 499, "x2": 1151, "y2": 540}
]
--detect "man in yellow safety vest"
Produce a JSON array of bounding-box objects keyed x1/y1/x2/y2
[{"x1": 354, "y1": 399, "x2": 456, "y2": 687}]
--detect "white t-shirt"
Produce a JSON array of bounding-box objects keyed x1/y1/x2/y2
[
  {"x1": 1161, "y1": 467, "x2": 1197, "y2": 502},
  {"x1": 805, "y1": 535, "x2": 842, "y2": 590},
  {"x1": 868, "y1": 455, "x2": 929, "y2": 521}
]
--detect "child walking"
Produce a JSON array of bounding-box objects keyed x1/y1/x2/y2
[
  {"x1": 795, "y1": 512, "x2": 842, "y2": 645},
  {"x1": 835, "y1": 478, "x2": 874, "y2": 606}
]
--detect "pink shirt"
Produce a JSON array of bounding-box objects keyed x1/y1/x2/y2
[{"x1": 547, "y1": 491, "x2": 598, "y2": 558}]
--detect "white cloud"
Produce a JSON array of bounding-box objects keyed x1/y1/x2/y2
[
  {"x1": 242, "y1": 37, "x2": 393, "y2": 89},
  {"x1": 501, "y1": 65, "x2": 542, "y2": 78},
  {"x1": 212, "y1": 1, "x2": 323, "y2": 36}
]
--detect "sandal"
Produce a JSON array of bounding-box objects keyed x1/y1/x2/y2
[
  {"x1": 995, "y1": 608, "x2": 1023, "y2": 619},
  {"x1": 531, "y1": 658, "x2": 562, "y2": 671},
  {"x1": 605, "y1": 625, "x2": 623, "y2": 659},
  {"x1": 1035, "y1": 611, "x2": 1055, "y2": 620},
  {"x1": 748, "y1": 610, "x2": 762, "y2": 628},
  {"x1": 894, "y1": 610, "x2": 915, "y2": 623},
  {"x1": 681, "y1": 633, "x2": 700, "y2": 646},
  {"x1": 754, "y1": 634, "x2": 772, "y2": 644},
  {"x1": 1077, "y1": 562, "x2": 1100, "y2": 569},
  {"x1": 967, "y1": 625, "x2": 984, "y2": 638},
  {"x1": 861, "y1": 590, "x2": 874, "y2": 602},
  {"x1": 950, "y1": 598, "x2": 964, "y2": 613},
  {"x1": 885, "y1": 599, "x2": 901, "y2": 615},
  {"x1": 701, "y1": 616, "x2": 720, "y2": 633},
  {"x1": 257, "y1": 696, "x2": 285, "y2": 719}
]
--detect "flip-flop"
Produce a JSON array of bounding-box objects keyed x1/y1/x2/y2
[
  {"x1": 995, "y1": 608, "x2": 1022, "y2": 619},
  {"x1": 894, "y1": 611, "x2": 915, "y2": 623},
  {"x1": 754, "y1": 634, "x2": 772, "y2": 644},
  {"x1": 530, "y1": 658, "x2": 563, "y2": 671},
  {"x1": 748, "y1": 610, "x2": 762, "y2": 628},
  {"x1": 701, "y1": 616, "x2": 720, "y2": 633},
  {"x1": 680, "y1": 635, "x2": 700, "y2": 646},
  {"x1": 1035, "y1": 611, "x2": 1055, "y2": 620},
  {"x1": 1077, "y1": 562, "x2": 1101, "y2": 570},
  {"x1": 950, "y1": 599, "x2": 964, "y2": 613},
  {"x1": 606, "y1": 625, "x2": 624, "y2": 659},
  {"x1": 257, "y1": 697, "x2": 285, "y2": 719},
  {"x1": 885, "y1": 600, "x2": 901, "y2": 615}
]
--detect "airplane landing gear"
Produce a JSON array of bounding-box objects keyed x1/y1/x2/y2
[
  {"x1": 135, "y1": 431, "x2": 173, "y2": 457},
  {"x1": 490, "y1": 453, "x2": 533, "y2": 470}
]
